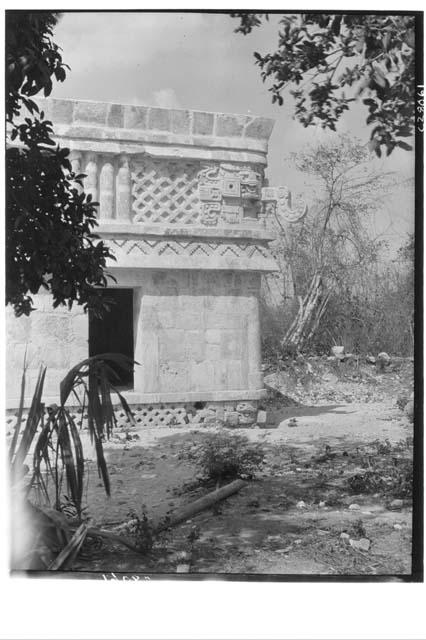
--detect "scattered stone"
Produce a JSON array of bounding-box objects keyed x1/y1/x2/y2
[
  {"x1": 394, "y1": 523, "x2": 403, "y2": 530},
  {"x1": 176, "y1": 564, "x2": 190, "y2": 573},
  {"x1": 236, "y1": 403, "x2": 257, "y2": 424},
  {"x1": 224, "y1": 411, "x2": 239, "y2": 427},
  {"x1": 377, "y1": 351, "x2": 391, "y2": 363},
  {"x1": 199, "y1": 408, "x2": 217, "y2": 424},
  {"x1": 256, "y1": 409, "x2": 267, "y2": 425},
  {"x1": 377, "y1": 352, "x2": 391, "y2": 371},
  {"x1": 389, "y1": 499, "x2": 404, "y2": 510},
  {"x1": 296, "y1": 500, "x2": 306, "y2": 509},
  {"x1": 215, "y1": 406, "x2": 225, "y2": 422},
  {"x1": 294, "y1": 539, "x2": 302, "y2": 545},
  {"x1": 319, "y1": 501, "x2": 326, "y2": 508},
  {"x1": 348, "y1": 503, "x2": 360, "y2": 511},
  {"x1": 340, "y1": 532, "x2": 350, "y2": 541},
  {"x1": 405, "y1": 400, "x2": 414, "y2": 422},
  {"x1": 350, "y1": 538, "x2": 370, "y2": 552}
]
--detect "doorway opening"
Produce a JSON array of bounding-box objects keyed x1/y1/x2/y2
[{"x1": 89, "y1": 288, "x2": 134, "y2": 388}]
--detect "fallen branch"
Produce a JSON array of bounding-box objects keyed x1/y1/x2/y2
[
  {"x1": 48, "y1": 522, "x2": 89, "y2": 570},
  {"x1": 71, "y1": 526, "x2": 148, "y2": 555},
  {"x1": 156, "y1": 478, "x2": 247, "y2": 532}
]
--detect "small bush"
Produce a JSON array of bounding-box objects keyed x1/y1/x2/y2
[
  {"x1": 116, "y1": 508, "x2": 154, "y2": 554},
  {"x1": 347, "y1": 439, "x2": 413, "y2": 498},
  {"x1": 184, "y1": 433, "x2": 266, "y2": 485}
]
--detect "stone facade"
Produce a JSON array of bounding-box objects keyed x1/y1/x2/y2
[{"x1": 6, "y1": 99, "x2": 307, "y2": 424}]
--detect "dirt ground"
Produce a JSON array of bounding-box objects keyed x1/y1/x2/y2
[{"x1": 69, "y1": 357, "x2": 415, "y2": 578}]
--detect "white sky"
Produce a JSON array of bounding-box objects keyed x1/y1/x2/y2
[{"x1": 50, "y1": 11, "x2": 414, "y2": 253}]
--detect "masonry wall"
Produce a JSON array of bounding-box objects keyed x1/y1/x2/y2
[
  {"x1": 6, "y1": 269, "x2": 263, "y2": 407},
  {"x1": 6, "y1": 294, "x2": 88, "y2": 407},
  {"x1": 132, "y1": 270, "x2": 262, "y2": 401}
]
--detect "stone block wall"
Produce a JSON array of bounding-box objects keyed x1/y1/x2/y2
[
  {"x1": 134, "y1": 269, "x2": 262, "y2": 401},
  {"x1": 6, "y1": 269, "x2": 263, "y2": 408},
  {"x1": 6, "y1": 293, "x2": 88, "y2": 407}
]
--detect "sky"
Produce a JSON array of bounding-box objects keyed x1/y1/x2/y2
[{"x1": 50, "y1": 11, "x2": 415, "y2": 256}]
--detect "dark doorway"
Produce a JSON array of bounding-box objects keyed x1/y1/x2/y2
[{"x1": 89, "y1": 288, "x2": 134, "y2": 388}]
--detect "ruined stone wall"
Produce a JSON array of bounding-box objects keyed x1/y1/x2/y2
[{"x1": 6, "y1": 293, "x2": 88, "y2": 407}]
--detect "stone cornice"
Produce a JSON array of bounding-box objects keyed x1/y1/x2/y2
[{"x1": 37, "y1": 98, "x2": 275, "y2": 163}]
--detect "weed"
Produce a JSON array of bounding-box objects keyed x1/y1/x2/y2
[
  {"x1": 347, "y1": 439, "x2": 413, "y2": 498},
  {"x1": 182, "y1": 433, "x2": 266, "y2": 485},
  {"x1": 124, "y1": 508, "x2": 154, "y2": 554},
  {"x1": 351, "y1": 519, "x2": 367, "y2": 538}
]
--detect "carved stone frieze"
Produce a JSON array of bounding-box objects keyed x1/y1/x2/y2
[
  {"x1": 110, "y1": 237, "x2": 270, "y2": 260},
  {"x1": 127, "y1": 157, "x2": 305, "y2": 228},
  {"x1": 261, "y1": 186, "x2": 308, "y2": 223},
  {"x1": 197, "y1": 162, "x2": 264, "y2": 225}
]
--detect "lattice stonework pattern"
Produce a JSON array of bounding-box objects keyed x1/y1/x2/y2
[{"x1": 132, "y1": 159, "x2": 201, "y2": 224}]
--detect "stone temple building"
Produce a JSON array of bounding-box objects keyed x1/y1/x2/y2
[{"x1": 6, "y1": 99, "x2": 306, "y2": 427}]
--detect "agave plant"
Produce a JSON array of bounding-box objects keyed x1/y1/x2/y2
[{"x1": 9, "y1": 353, "x2": 135, "y2": 569}]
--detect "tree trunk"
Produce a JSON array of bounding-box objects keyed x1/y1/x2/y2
[{"x1": 281, "y1": 272, "x2": 329, "y2": 352}]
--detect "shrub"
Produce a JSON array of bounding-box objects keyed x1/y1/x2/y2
[
  {"x1": 347, "y1": 439, "x2": 413, "y2": 498},
  {"x1": 185, "y1": 433, "x2": 266, "y2": 485}
]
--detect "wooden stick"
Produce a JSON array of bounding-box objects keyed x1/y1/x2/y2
[{"x1": 155, "y1": 478, "x2": 247, "y2": 532}]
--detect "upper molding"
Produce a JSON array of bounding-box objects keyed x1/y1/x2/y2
[{"x1": 37, "y1": 98, "x2": 275, "y2": 161}]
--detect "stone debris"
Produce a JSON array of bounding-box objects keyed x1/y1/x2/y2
[
  {"x1": 296, "y1": 500, "x2": 307, "y2": 509},
  {"x1": 256, "y1": 409, "x2": 267, "y2": 425},
  {"x1": 176, "y1": 563, "x2": 191, "y2": 573},
  {"x1": 236, "y1": 402, "x2": 257, "y2": 425},
  {"x1": 348, "y1": 503, "x2": 360, "y2": 511},
  {"x1": 350, "y1": 538, "x2": 370, "y2": 552},
  {"x1": 389, "y1": 499, "x2": 404, "y2": 510},
  {"x1": 224, "y1": 411, "x2": 240, "y2": 427},
  {"x1": 405, "y1": 399, "x2": 414, "y2": 422},
  {"x1": 340, "y1": 532, "x2": 350, "y2": 542}
]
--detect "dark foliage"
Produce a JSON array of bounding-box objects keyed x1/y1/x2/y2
[
  {"x1": 6, "y1": 11, "x2": 115, "y2": 316},
  {"x1": 10, "y1": 354, "x2": 135, "y2": 517},
  {"x1": 183, "y1": 433, "x2": 266, "y2": 485},
  {"x1": 232, "y1": 13, "x2": 415, "y2": 156}
]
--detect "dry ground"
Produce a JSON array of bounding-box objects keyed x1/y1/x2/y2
[{"x1": 68, "y1": 357, "x2": 415, "y2": 578}]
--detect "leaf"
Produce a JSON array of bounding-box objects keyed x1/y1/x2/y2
[
  {"x1": 12, "y1": 366, "x2": 46, "y2": 475},
  {"x1": 48, "y1": 522, "x2": 88, "y2": 570},
  {"x1": 397, "y1": 140, "x2": 413, "y2": 151},
  {"x1": 8, "y1": 351, "x2": 28, "y2": 462}
]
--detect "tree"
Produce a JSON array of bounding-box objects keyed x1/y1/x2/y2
[
  {"x1": 271, "y1": 135, "x2": 390, "y2": 351},
  {"x1": 6, "y1": 11, "x2": 114, "y2": 317},
  {"x1": 232, "y1": 13, "x2": 415, "y2": 156}
]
